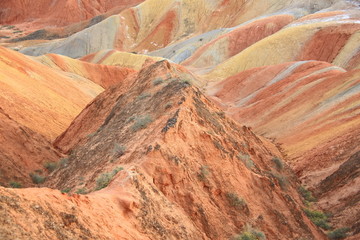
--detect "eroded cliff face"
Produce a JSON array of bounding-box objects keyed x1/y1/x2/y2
[
  {"x1": 316, "y1": 151, "x2": 360, "y2": 238},
  {"x1": 206, "y1": 59, "x2": 360, "y2": 236},
  {"x1": 0, "y1": 61, "x2": 325, "y2": 240}
]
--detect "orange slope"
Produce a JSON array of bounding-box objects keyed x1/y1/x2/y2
[
  {"x1": 35, "y1": 53, "x2": 138, "y2": 89},
  {"x1": 0, "y1": 108, "x2": 61, "y2": 187},
  {"x1": 0, "y1": 46, "x2": 103, "y2": 140},
  {"x1": 182, "y1": 14, "x2": 295, "y2": 69},
  {"x1": 207, "y1": 60, "x2": 360, "y2": 180}
]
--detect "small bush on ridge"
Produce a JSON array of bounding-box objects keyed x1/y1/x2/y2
[
  {"x1": 327, "y1": 228, "x2": 350, "y2": 239},
  {"x1": 226, "y1": 192, "x2": 247, "y2": 210},
  {"x1": 9, "y1": 181, "x2": 22, "y2": 188},
  {"x1": 96, "y1": 167, "x2": 123, "y2": 190},
  {"x1": 44, "y1": 162, "x2": 58, "y2": 172},
  {"x1": 131, "y1": 115, "x2": 153, "y2": 132},
  {"x1": 237, "y1": 152, "x2": 254, "y2": 169},
  {"x1": 153, "y1": 78, "x2": 164, "y2": 86},
  {"x1": 304, "y1": 208, "x2": 331, "y2": 230},
  {"x1": 30, "y1": 173, "x2": 46, "y2": 184},
  {"x1": 272, "y1": 157, "x2": 284, "y2": 170},
  {"x1": 299, "y1": 186, "x2": 317, "y2": 203},
  {"x1": 75, "y1": 188, "x2": 88, "y2": 195},
  {"x1": 197, "y1": 166, "x2": 209, "y2": 181},
  {"x1": 232, "y1": 225, "x2": 266, "y2": 240}
]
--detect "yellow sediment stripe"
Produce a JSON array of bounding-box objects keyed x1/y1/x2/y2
[
  {"x1": 32, "y1": 55, "x2": 61, "y2": 70},
  {"x1": 205, "y1": 22, "x2": 348, "y2": 80},
  {"x1": 34, "y1": 54, "x2": 98, "y2": 87},
  {"x1": 0, "y1": 48, "x2": 103, "y2": 139},
  {"x1": 286, "y1": 116, "x2": 360, "y2": 157},
  {"x1": 133, "y1": 0, "x2": 176, "y2": 42},
  {"x1": 333, "y1": 30, "x2": 360, "y2": 69},
  {"x1": 35, "y1": 54, "x2": 83, "y2": 74},
  {"x1": 99, "y1": 51, "x2": 163, "y2": 70}
]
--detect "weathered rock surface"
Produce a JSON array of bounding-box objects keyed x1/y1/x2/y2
[{"x1": 1, "y1": 61, "x2": 325, "y2": 240}]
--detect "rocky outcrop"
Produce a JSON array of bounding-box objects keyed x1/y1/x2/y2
[
  {"x1": 315, "y1": 151, "x2": 360, "y2": 236},
  {"x1": 317, "y1": 151, "x2": 360, "y2": 196},
  {"x1": 0, "y1": 61, "x2": 326, "y2": 239}
]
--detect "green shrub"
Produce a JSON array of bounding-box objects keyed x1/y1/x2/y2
[
  {"x1": 44, "y1": 162, "x2": 58, "y2": 172},
  {"x1": 304, "y1": 208, "x2": 331, "y2": 230},
  {"x1": 61, "y1": 188, "x2": 71, "y2": 193},
  {"x1": 180, "y1": 79, "x2": 191, "y2": 85},
  {"x1": 226, "y1": 192, "x2": 247, "y2": 210},
  {"x1": 272, "y1": 157, "x2": 284, "y2": 170},
  {"x1": 131, "y1": 115, "x2": 153, "y2": 132},
  {"x1": 237, "y1": 153, "x2": 254, "y2": 169},
  {"x1": 197, "y1": 166, "x2": 209, "y2": 181},
  {"x1": 268, "y1": 171, "x2": 288, "y2": 190},
  {"x1": 327, "y1": 228, "x2": 350, "y2": 239},
  {"x1": 232, "y1": 225, "x2": 266, "y2": 240},
  {"x1": 299, "y1": 186, "x2": 317, "y2": 202},
  {"x1": 126, "y1": 116, "x2": 135, "y2": 123},
  {"x1": 137, "y1": 93, "x2": 151, "y2": 100},
  {"x1": 96, "y1": 167, "x2": 123, "y2": 190},
  {"x1": 75, "y1": 188, "x2": 88, "y2": 195},
  {"x1": 30, "y1": 173, "x2": 46, "y2": 184},
  {"x1": 9, "y1": 181, "x2": 22, "y2": 188},
  {"x1": 153, "y1": 78, "x2": 164, "y2": 86},
  {"x1": 113, "y1": 144, "x2": 126, "y2": 157}
]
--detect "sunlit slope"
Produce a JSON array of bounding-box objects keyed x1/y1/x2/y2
[
  {"x1": 208, "y1": 60, "x2": 360, "y2": 176},
  {"x1": 81, "y1": 49, "x2": 164, "y2": 70},
  {"x1": 207, "y1": 10, "x2": 360, "y2": 80},
  {"x1": 149, "y1": 13, "x2": 296, "y2": 68},
  {"x1": 34, "y1": 53, "x2": 137, "y2": 88},
  {"x1": 1, "y1": 60, "x2": 322, "y2": 240},
  {"x1": 181, "y1": 15, "x2": 295, "y2": 69},
  {"x1": 0, "y1": 46, "x2": 103, "y2": 140},
  {"x1": 0, "y1": 108, "x2": 61, "y2": 187},
  {"x1": 20, "y1": 0, "x2": 336, "y2": 58}
]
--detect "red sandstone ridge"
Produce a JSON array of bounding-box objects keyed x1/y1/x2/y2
[{"x1": 0, "y1": 61, "x2": 325, "y2": 239}]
